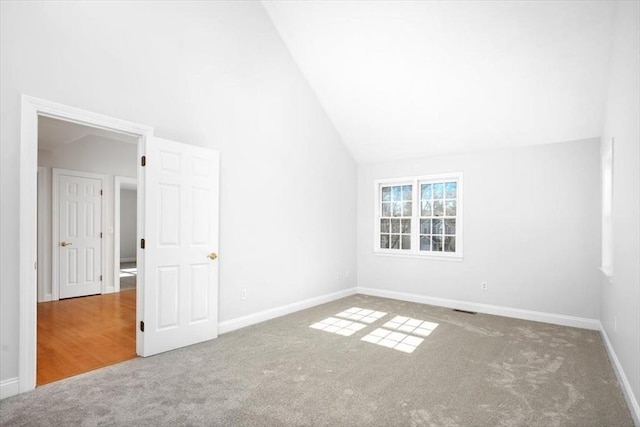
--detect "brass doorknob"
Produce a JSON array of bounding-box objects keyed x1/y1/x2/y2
[
  {"x1": 60, "y1": 242, "x2": 72, "y2": 247},
  {"x1": 208, "y1": 252, "x2": 217, "y2": 260}
]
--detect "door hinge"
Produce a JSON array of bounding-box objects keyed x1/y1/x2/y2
[
  {"x1": 100, "y1": 189, "x2": 103, "y2": 196},
  {"x1": 140, "y1": 238, "x2": 145, "y2": 249},
  {"x1": 100, "y1": 275, "x2": 103, "y2": 281},
  {"x1": 140, "y1": 321, "x2": 145, "y2": 332},
  {"x1": 141, "y1": 156, "x2": 146, "y2": 167},
  {"x1": 100, "y1": 232, "x2": 103, "y2": 238}
]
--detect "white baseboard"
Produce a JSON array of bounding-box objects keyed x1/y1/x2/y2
[
  {"x1": 0, "y1": 377, "x2": 20, "y2": 400},
  {"x1": 357, "y1": 287, "x2": 600, "y2": 330},
  {"x1": 219, "y1": 287, "x2": 357, "y2": 334},
  {"x1": 120, "y1": 258, "x2": 136, "y2": 263},
  {"x1": 600, "y1": 324, "x2": 640, "y2": 426}
]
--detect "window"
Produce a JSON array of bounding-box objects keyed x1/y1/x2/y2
[{"x1": 375, "y1": 173, "x2": 463, "y2": 258}]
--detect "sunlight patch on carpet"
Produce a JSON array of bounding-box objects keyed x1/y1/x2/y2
[
  {"x1": 333, "y1": 307, "x2": 387, "y2": 324},
  {"x1": 361, "y1": 328, "x2": 425, "y2": 353},
  {"x1": 309, "y1": 308, "x2": 438, "y2": 354},
  {"x1": 382, "y1": 316, "x2": 439, "y2": 337},
  {"x1": 309, "y1": 317, "x2": 367, "y2": 336},
  {"x1": 360, "y1": 317, "x2": 439, "y2": 353}
]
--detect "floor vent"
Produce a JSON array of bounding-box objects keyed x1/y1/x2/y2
[{"x1": 453, "y1": 309, "x2": 477, "y2": 315}]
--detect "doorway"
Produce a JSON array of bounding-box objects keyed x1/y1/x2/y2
[
  {"x1": 20, "y1": 96, "x2": 220, "y2": 395},
  {"x1": 20, "y1": 97, "x2": 153, "y2": 392},
  {"x1": 36, "y1": 116, "x2": 139, "y2": 385}
]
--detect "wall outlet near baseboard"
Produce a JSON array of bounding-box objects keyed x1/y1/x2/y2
[
  {"x1": 241, "y1": 289, "x2": 247, "y2": 301},
  {"x1": 481, "y1": 282, "x2": 488, "y2": 291}
]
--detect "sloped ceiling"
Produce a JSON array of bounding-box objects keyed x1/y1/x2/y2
[{"x1": 263, "y1": 1, "x2": 614, "y2": 163}]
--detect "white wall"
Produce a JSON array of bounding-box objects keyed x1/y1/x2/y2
[
  {"x1": 119, "y1": 189, "x2": 137, "y2": 262},
  {"x1": 357, "y1": 139, "x2": 601, "y2": 320},
  {"x1": 599, "y1": 0, "x2": 640, "y2": 419},
  {"x1": 0, "y1": 2, "x2": 356, "y2": 386},
  {"x1": 37, "y1": 136, "x2": 138, "y2": 301}
]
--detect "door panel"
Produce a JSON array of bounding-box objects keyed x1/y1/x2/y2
[
  {"x1": 141, "y1": 137, "x2": 219, "y2": 356},
  {"x1": 58, "y1": 173, "x2": 102, "y2": 299}
]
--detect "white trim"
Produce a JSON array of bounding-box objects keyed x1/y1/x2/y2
[
  {"x1": 20, "y1": 95, "x2": 153, "y2": 394},
  {"x1": 373, "y1": 251, "x2": 464, "y2": 262},
  {"x1": 0, "y1": 377, "x2": 20, "y2": 400},
  {"x1": 114, "y1": 176, "x2": 137, "y2": 293},
  {"x1": 135, "y1": 134, "x2": 146, "y2": 357},
  {"x1": 219, "y1": 288, "x2": 357, "y2": 334},
  {"x1": 599, "y1": 324, "x2": 640, "y2": 426},
  {"x1": 357, "y1": 287, "x2": 600, "y2": 330},
  {"x1": 52, "y1": 168, "x2": 107, "y2": 299}
]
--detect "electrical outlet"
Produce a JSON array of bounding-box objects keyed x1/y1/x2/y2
[
  {"x1": 241, "y1": 289, "x2": 247, "y2": 301},
  {"x1": 345, "y1": 271, "x2": 349, "y2": 278},
  {"x1": 481, "y1": 282, "x2": 488, "y2": 291},
  {"x1": 336, "y1": 272, "x2": 341, "y2": 279}
]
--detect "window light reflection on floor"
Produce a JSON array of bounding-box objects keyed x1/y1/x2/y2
[
  {"x1": 309, "y1": 308, "x2": 439, "y2": 354},
  {"x1": 361, "y1": 328, "x2": 425, "y2": 353},
  {"x1": 309, "y1": 317, "x2": 367, "y2": 336},
  {"x1": 334, "y1": 307, "x2": 387, "y2": 324},
  {"x1": 382, "y1": 316, "x2": 439, "y2": 337},
  {"x1": 360, "y1": 317, "x2": 439, "y2": 353}
]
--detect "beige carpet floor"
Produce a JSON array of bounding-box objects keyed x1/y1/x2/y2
[{"x1": 0, "y1": 294, "x2": 633, "y2": 426}]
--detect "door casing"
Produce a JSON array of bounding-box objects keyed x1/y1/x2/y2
[{"x1": 19, "y1": 95, "x2": 153, "y2": 393}]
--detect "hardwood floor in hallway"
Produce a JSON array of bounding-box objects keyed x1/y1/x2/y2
[{"x1": 37, "y1": 290, "x2": 137, "y2": 386}]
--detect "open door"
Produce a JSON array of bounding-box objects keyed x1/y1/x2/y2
[{"x1": 139, "y1": 137, "x2": 219, "y2": 356}]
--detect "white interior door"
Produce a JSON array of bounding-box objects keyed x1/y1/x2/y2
[
  {"x1": 57, "y1": 171, "x2": 103, "y2": 299},
  {"x1": 141, "y1": 137, "x2": 219, "y2": 356}
]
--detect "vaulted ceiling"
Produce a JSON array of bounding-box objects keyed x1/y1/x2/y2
[{"x1": 263, "y1": 1, "x2": 614, "y2": 163}]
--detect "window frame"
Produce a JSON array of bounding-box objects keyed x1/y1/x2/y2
[{"x1": 373, "y1": 172, "x2": 464, "y2": 260}]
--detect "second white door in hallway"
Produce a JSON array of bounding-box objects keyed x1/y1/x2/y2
[{"x1": 55, "y1": 169, "x2": 103, "y2": 299}]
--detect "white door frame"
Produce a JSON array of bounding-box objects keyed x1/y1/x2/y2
[
  {"x1": 19, "y1": 95, "x2": 153, "y2": 393},
  {"x1": 114, "y1": 176, "x2": 137, "y2": 292},
  {"x1": 52, "y1": 168, "x2": 108, "y2": 299}
]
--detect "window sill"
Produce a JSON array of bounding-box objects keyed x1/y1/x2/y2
[{"x1": 373, "y1": 251, "x2": 464, "y2": 262}]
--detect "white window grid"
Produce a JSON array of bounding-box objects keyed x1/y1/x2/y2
[
  {"x1": 374, "y1": 172, "x2": 463, "y2": 259},
  {"x1": 379, "y1": 183, "x2": 413, "y2": 250}
]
